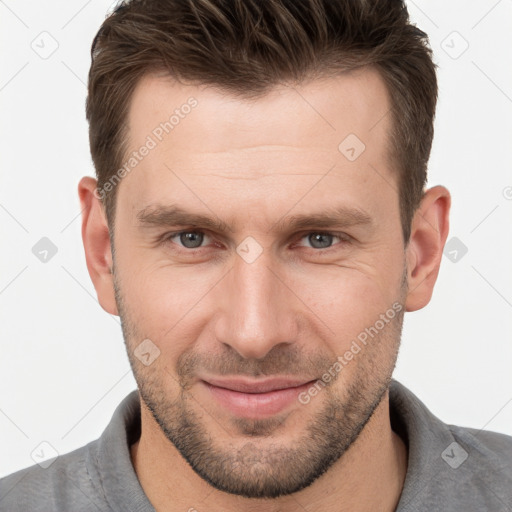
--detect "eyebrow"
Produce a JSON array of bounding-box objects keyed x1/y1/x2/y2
[{"x1": 136, "y1": 204, "x2": 373, "y2": 234}]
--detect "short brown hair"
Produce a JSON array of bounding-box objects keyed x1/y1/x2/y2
[{"x1": 86, "y1": 0, "x2": 437, "y2": 242}]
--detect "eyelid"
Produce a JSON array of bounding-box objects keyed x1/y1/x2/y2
[
  {"x1": 164, "y1": 229, "x2": 214, "y2": 248},
  {"x1": 163, "y1": 229, "x2": 351, "y2": 251},
  {"x1": 292, "y1": 230, "x2": 352, "y2": 249}
]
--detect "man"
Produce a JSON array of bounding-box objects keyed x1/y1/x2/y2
[{"x1": 1, "y1": 0, "x2": 511, "y2": 510}]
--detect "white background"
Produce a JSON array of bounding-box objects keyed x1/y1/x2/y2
[{"x1": 0, "y1": 0, "x2": 511, "y2": 477}]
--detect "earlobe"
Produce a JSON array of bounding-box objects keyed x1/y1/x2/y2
[
  {"x1": 78, "y1": 176, "x2": 119, "y2": 316},
  {"x1": 405, "y1": 185, "x2": 451, "y2": 312}
]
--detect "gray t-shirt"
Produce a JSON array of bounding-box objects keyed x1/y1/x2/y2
[{"x1": 1, "y1": 379, "x2": 511, "y2": 511}]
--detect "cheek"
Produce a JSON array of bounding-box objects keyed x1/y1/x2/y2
[
  {"x1": 118, "y1": 262, "x2": 219, "y2": 352},
  {"x1": 288, "y1": 263, "x2": 401, "y2": 350}
]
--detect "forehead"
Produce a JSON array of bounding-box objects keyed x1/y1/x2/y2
[
  {"x1": 127, "y1": 67, "x2": 391, "y2": 155},
  {"x1": 117, "y1": 68, "x2": 396, "y2": 229}
]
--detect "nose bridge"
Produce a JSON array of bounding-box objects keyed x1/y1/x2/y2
[{"x1": 215, "y1": 247, "x2": 295, "y2": 359}]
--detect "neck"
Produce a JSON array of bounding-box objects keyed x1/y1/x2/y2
[{"x1": 131, "y1": 390, "x2": 407, "y2": 512}]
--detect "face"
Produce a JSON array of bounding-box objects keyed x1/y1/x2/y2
[{"x1": 112, "y1": 69, "x2": 408, "y2": 498}]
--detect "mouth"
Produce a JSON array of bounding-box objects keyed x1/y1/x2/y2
[{"x1": 200, "y1": 376, "x2": 317, "y2": 419}]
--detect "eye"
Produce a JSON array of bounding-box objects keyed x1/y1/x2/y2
[
  {"x1": 167, "y1": 230, "x2": 211, "y2": 249},
  {"x1": 162, "y1": 230, "x2": 350, "y2": 253},
  {"x1": 296, "y1": 231, "x2": 349, "y2": 250}
]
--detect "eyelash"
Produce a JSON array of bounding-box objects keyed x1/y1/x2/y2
[{"x1": 162, "y1": 230, "x2": 351, "y2": 253}]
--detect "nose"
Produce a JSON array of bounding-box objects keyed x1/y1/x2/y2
[{"x1": 214, "y1": 246, "x2": 298, "y2": 360}]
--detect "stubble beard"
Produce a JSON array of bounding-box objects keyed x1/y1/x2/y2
[{"x1": 114, "y1": 269, "x2": 407, "y2": 498}]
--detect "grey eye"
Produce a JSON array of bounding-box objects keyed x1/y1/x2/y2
[
  {"x1": 179, "y1": 231, "x2": 204, "y2": 248},
  {"x1": 307, "y1": 233, "x2": 335, "y2": 249}
]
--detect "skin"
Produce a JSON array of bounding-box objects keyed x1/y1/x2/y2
[{"x1": 79, "y1": 67, "x2": 450, "y2": 511}]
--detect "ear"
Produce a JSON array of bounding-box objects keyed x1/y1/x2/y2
[
  {"x1": 405, "y1": 185, "x2": 451, "y2": 312},
  {"x1": 78, "y1": 176, "x2": 118, "y2": 316}
]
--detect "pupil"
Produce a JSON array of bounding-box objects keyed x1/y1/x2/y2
[
  {"x1": 181, "y1": 232, "x2": 203, "y2": 248},
  {"x1": 310, "y1": 233, "x2": 332, "y2": 249}
]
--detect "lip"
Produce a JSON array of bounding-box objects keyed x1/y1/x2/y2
[
  {"x1": 203, "y1": 376, "x2": 314, "y2": 393},
  {"x1": 200, "y1": 376, "x2": 316, "y2": 419}
]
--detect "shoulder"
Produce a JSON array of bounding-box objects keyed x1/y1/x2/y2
[
  {"x1": 390, "y1": 379, "x2": 512, "y2": 511},
  {"x1": 449, "y1": 422, "x2": 512, "y2": 477},
  {"x1": 0, "y1": 440, "x2": 108, "y2": 512},
  {"x1": 439, "y1": 423, "x2": 512, "y2": 510},
  {"x1": 461, "y1": 425, "x2": 512, "y2": 458},
  {"x1": 0, "y1": 390, "x2": 142, "y2": 512}
]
